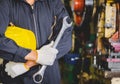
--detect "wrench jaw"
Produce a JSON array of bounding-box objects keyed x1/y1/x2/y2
[
  {"x1": 33, "y1": 72, "x2": 43, "y2": 83},
  {"x1": 33, "y1": 66, "x2": 46, "y2": 83},
  {"x1": 63, "y1": 16, "x2": 73, "y2": 29}
]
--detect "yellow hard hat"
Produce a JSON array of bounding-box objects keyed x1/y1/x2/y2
[{"x1": 5, "y1": 26, "x2": 36, "y2": 50}]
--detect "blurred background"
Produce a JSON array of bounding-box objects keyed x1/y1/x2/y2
[{"x1": 59, "y1": 0, "x2": 120, "y2": 84}]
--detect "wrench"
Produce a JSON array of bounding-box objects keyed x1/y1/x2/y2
[{"x1": 33, "y1": 16, "x2": 73, "y2": 83}]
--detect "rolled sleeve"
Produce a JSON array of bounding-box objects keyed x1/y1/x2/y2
[{"x1": 0, "y1": 37, "x2": 31, "y2": 62}]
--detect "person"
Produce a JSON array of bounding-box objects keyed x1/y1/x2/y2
[{"x1": 0, "y1": 0, "x2": 73, "y2": 84}]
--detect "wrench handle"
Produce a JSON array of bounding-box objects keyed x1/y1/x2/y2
[
  {"x1": 32, "y1": 27, "x2": 66, "y2": 83},
  {"x1": 53, "y1": 27, "x2": 66, "y2": 48},
  {"x1": 33, "y1": 16, "x2": 72, "y2": 83}
]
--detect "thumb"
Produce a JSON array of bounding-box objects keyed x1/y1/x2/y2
[{"x1": 47, "y1": 41, "x2": 54, "y2": 47}]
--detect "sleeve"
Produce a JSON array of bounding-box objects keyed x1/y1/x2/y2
[
  {"x1": 52, "y1": 0, "x2": 73, "y2": 59},
  {"x1": 0, "y1": 0, "x2": 31, "y2": 62}
]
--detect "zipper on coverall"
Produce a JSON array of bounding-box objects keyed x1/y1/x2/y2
[
  {"x1": 31, "y1": 5, "x2": 43, "y2": 83},
  {"x1": 31, "y1": 5, "x2": 39, "y2": 48}
]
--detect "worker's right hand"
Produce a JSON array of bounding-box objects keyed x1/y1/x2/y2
[
  {"x1": 5, "y1": 61, "x2": 29, "y2": 78},
  {"x1": 36, "y1": 41, "x2": 58, "y2": 66}
]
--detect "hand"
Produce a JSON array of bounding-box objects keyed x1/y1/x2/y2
[
  {"x1": 36, "y1": 41, "x2": 58, "y2": 65},
  {"x1": 5, "y1": 61, "x2": 29, "y2": 78}
]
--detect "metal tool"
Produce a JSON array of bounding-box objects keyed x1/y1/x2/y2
[{"x1": 33, "y1": 16, "x2": 73, "y2": 83}]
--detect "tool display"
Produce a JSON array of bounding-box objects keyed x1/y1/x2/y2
[
  {"x1": 93, "y1": 0, "x2": 120, "y2": 79},
  {"x1": 105, "y1": 0, "x2": 117, "y2": 38}
]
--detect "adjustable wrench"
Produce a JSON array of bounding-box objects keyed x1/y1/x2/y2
[{"x1": 33, "y1": 16, "x2": 73, "y2": 83}]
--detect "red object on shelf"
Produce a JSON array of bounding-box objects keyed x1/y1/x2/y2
[
  {"x1": 73, "y1": 0, "x2": 85, "y2": 26},
  {"x1": 74, "y1": 14, "x2": 82, "y2": 26},
  {"x1": 74, "y1": 0, "x2": 85, "y2": 13}
]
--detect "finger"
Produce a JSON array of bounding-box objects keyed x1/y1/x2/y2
[
  {"x1": 10, "y1": 71, "x2": 16, "y2": 78},
  {"x1": 47, "y1": 41, "x2": 54, "y2": 47}
]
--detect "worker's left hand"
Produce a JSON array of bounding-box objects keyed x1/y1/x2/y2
[{"x1": 5, "y1": 61, "x2": 29, "y2": 78}]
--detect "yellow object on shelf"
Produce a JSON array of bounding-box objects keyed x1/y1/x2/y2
[
  {"x1": 106, "y1": 0, "x2": 114, "y2": 3},
  {"x1": 5, "y1": 26, "x2": 36, "y2": 50}
]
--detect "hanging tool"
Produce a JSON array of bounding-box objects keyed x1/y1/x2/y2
[
  {"x1": 105, "y1": 2, "x2": 120, "y2": 78},
  {"x1": 105, "y1": 0, "x2": 117, "y2": 38}
]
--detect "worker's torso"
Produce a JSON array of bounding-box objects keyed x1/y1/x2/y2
[{"x1": 9, "y1": 0, "x2": 55, "y2": 49}]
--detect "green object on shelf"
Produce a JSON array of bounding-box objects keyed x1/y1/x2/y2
[{"x1": 62, "y1": 63, "x2": 77, "y2": 84}]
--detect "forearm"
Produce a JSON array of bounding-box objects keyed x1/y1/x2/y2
[
  {"x1": 24, "y1": 50, "x2": 38, "y2": 68},
  {"x1": 56, "y1": 26, "x2": 73, "y2": 59},
  {"x1": 0, "y1": 36, "x2": 32, "y2": 62},
  {"x1": 24, "y1": 60, "x2": 37, "y2": 69},
  {"x1": 25, "y1": 50, "x2": 38, "y2": 61}
]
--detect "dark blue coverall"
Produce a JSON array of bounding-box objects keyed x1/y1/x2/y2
[{"x1": 0, "y1": 0, "x2": 73, "y2": 84}]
